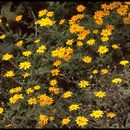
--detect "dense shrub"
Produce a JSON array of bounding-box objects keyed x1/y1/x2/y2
[{"x1": 0, "y1": 1, "x2": 130, "y2": 128}]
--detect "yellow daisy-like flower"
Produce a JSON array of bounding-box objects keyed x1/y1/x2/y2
[
  {"x1": 59, "y1": 19, "x2": 65, "y2": 25},
  {"x1": 92, "y1": 69, "x2": 98, "y2": 74},
  {"x1": 76, "y1": 41, "x2": 83, "y2": 47},
  {"x1": 22, "y1": 51, "x2": 32, "y2": 57},
  {"x1": 93, "y1": 29, "x2": 98, "y2": 34},
  {"x1": 22, "y1": 72, "x2": 30, "y2": 78},
  {"x1": 101, "y1": 69, "x2": 109, "y2": 74},
  {"x1": 119, "y1": 60, "x2": 129, "y2": 65},
  {"x1": 15, "y1": 15, "x2": 22, "y2": 22},
  {"x1": 49, "y1": 116, "x2": 54, "y2": 121},
  {"x1": 112, "y1": 78, "x2": 122, "y2": 83},
  {"x1": 34, "y1": 39, "x2": 40, "y2": 44},
  {"x1": 16, "y1": 40, "x2": 23, "y2": 47},
  {"x1": 95, "y1": 91, "x2": 106, "y2": 98},
  {"x1": 47, "y1": 11, "x2": 54, "y2": 17},
  {"x1": 101, "y1": 29, "x2": 112, "y2": 37},
  {"x1": 38, "y1": 9, "x2": 47, "y2": 17},
  {"x1": 4, "y1": 70, "x2": 15, "y2": 77},
  {"x1": 0, "y1": 34, "x2": 6, "y2": 39},
  {"x1": 34, "y1": 85, "x2": 41, "y2": 90},
  {"x1": 69, "y1": 104, "x2": 80, "y2": 111},
  {"x1": 62, "y1": 91, "x2": 73, "y2": 98},
  {"x1": 51, "y1": 69, "x2": 60, "y2": 76},
  {"x1": 82, "y1": 56, "x2": 92, "y2": 63},
  {"x1": 50, "y1": 79, "x2": 57, "y2": 86},
  {"x1": 79, "y1": 80, "x2": 89, "y2": 88},
  {"x1": 112, "y1": 44, "x2": 119, "y2": 49},
  {"x1": 28, "y1": 98, "x2": 37, "y2": 105},
  {"x1": 101, "y1": 36, "x2": 109, "y2": 42},
  {"x1": 36, "y1": 45, "x2": 47, "y2": 54},
  {"x1": 107, "y1": 112, "x2": 116, "y2": 118},
  {"x1": 86, "y1": 39, "x2": 95, "y2": 46},
  {"x1": 0, "y1": 107, "x2": 4, "y2": 114},
  {"x1": 76, "y1": 5, "x2": 86, "y2": 12},
  {"x1": 66, "y1": 39, "x2": 74, "y2": 46},
  {"x1": 19, "y1": 61, "x2": 31, "y2": 70},
  {"x1": 26, "y1": 88, "x2": 34, "y2": 94},
  {"x1": 53, "y1": 60, "x2": 62, "y2": 67},
  {"x1": 2, "y1": 53, "x2": 13, "y2": 61},
  {"x1": 90, "y1": 110, "x2": 104, "y2": 118},
  {"x1": 62, "y1": 117, "x2": 71, "y2": 125},
  {"x1": 97, "y1": 46, "x2": 108, "y2": 54},
  {"x1": 76, "y1": 116, "x2": 88, "y2": 127},
  {"x1": 38, "y1": 114, "x2": 49, "y2": 127},
  {"x1": 0, "y1": 19, "x2": 2, "y2": 24}
]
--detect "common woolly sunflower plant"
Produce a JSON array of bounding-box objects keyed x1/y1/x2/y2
[{"x1": 0, "y1": 1, "x2": 130, "y2": 128}]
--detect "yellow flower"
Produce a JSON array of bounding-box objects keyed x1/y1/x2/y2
[
  {"x1": 9, "y1": 86, "x2": 22, "y2": 94},
  {"x1": 36, "y1": 45, "x2": 46, "y2": 54},
  {"x1": 101, "y1": 36, "x2": 109, "y2": 42},
  {"x1": 90, "y1": 110, "x2": 104, "y2": 118},
  {"x1": 92, "y1": 69, "x2": 98, "y2": 74},
  {"x1": 93, "y1": 30, "x2": 98, "y2": 34},
  {"x1": 9, "y1": 94, "x2": 24, "y2": 104},
  {"x1": 0, "y1": 19, "x2": 2, "y2": 24},
  {"x1": 4, "y1": 70, "x2": 15, "y2": 77},
  {"x1": 82, "y1": 56, "x2": 92, "y2": 63},
  {"x1": 66, "y1": 39, "x2": 74, "y2": 46},
  {"x1": 0, "y1": 107, "x2": 4, "y2": 114},
  {"x1": 97, "y1": 46, "x2": 108, "y2": 54},
  {"x1": 119, "y1": 60, "x2": 129, "y2": 65},
  {"x1": 62, "y1": 117, "x2": 71, "y2": 125},
  {"x1": 76, "y1": 5, "x2": 86, "y2": 12},
  {"x1": 50, "y1": 79, "x2": 57, "y2": 86},
  {"x1": 34, "y1": 39, "x2": 40, "y2": 44},
  {"x1": 28, "y1": 98, "x2": 37, "y2": 105},
  {"x1": 15, "y1": 15, "x2": 22, "y2": 22},
  {"x1": 49, "y1": 116, "x2": 54, "y2": 121},
  {"x1": 76, "y1": 41, "x2": 83, "y2": 47},
  {"x1": 38, "y1": 9, "x2": 47, "y2": 17},
  {"x1": 19, "y1": 61, "x2": 31, "y2": 70},
  {"x1": 112, "y1": 78, "x2": 122, "y2": 83},
  {"x1": 101, "y1": 29, "x2": 112, "y2": 37},
  {"x1": 53, "y1": 60, "x2": 62, "y2": 67},
  {"x1": 16, "y1": 40, "x2": 23, "y2": 47},
  {"x1": 95, "y1": 91, "x2": 106, "y2": 98},
  {"x1": 37, "y1": 94, "x2": 54, "y2": 106},
  {"x1": 51, "y1": 47, "x2": 66, "y2": 58},
  {"x1": 107, "y1": 112, "x2": 116, "y2": 118},
  {"x1": 59, "y1": 19, "x2": 65, "y2": 25},
  {"x1": 69, "y1": 24, "x2": 84, "y2": 34},
  {"x1": 51, "y1": 69, "x2": 60, "y2": 76},
  {"x1": 2, "y1": 53, "x2": 13, "y2": 61},
  {"x1": 26, "y1": 88, "x2": 34, "y2": 94},
  {"x1": 117, "y1": 5, "x2": 128, "y2": 16},
  {"x1": 38, "y1": 114, "x2": 49, "y2": 127},
  {"x1": 48, "y1": 87, "x2": 60, "y2": 95},
  {"x1": 22, "y1": 72, "x2": 30, "y2": 78},
  {"x1": 47, "y1": 11, "x2": 54, "y2": 17},
  {"x1": 62, "y1": 91, "x2": 73, "y2": 98},
  {"x1": 22, "y1": 51, "x2": 32, "y2": 57},
  {"x1": 86, "y1": 39, "x2": 95, "y2": 46},
  {"x1": 76, "y1": 116, "x2": 88, "y2": 127},
  {"x1": 79, "y1": 80, "x2": 90, "y2": 88},
  {"x1": 35, "y1": 18, "x2": 54, "y2": 27},
  {"x1": 34, "y1": 85, "x2": 41, "y2": 90},
  {"x1": 112, "y1": 44, "x2": 119, "y2": 49},
  {"x1": 0, "y1": 34, "x2": 6, "y2": 39},
  {"x1": 69, "y1": 104, "x2": 80, "y2": 111},
  {"x1": 101, "y1": 69, "x2": 109, "y2": 74}
]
